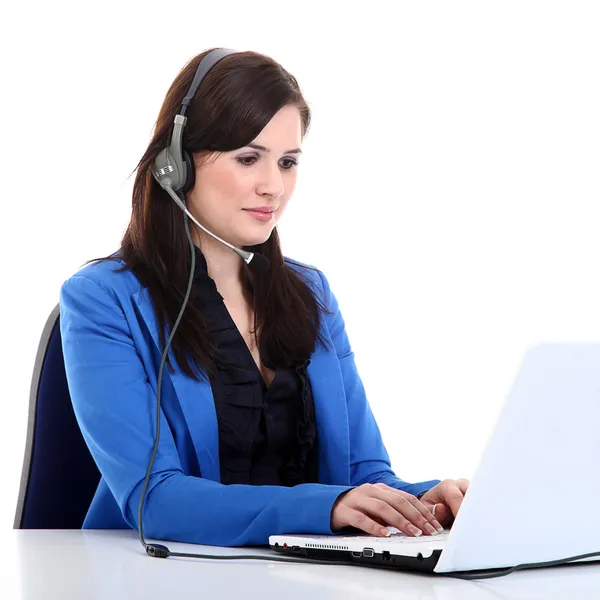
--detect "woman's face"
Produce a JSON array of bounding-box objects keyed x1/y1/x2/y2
[{"x1": 187, "y1": 104, "x2": 303, "y2": 248}]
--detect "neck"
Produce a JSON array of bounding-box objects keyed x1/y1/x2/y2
[{"x1": 193, "y1": 230, "x2": 246, "y2": 297}]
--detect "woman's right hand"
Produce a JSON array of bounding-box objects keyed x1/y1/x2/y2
[{"x1": 330, "y1": 483, "x2": 445, "y2": 538}]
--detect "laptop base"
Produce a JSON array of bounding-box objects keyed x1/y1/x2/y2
[{"x1": 270, "y1": 542, "x2": 443, "y2": 573}]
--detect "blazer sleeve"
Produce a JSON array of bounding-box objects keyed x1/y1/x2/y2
[
  {"x1": 317, "y1": 269, "x2": 441, "y2": 497},
  {"x1": 59, "y1": 274, "x2": 354, "y2": 547}
]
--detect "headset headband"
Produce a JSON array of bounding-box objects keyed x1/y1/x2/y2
[{"x1": 152, "y1": 48, "x2": 240, "y2": 193}]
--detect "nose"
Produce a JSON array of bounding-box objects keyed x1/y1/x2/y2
[{"x1": 256, "y1": 160, "x2": 285, "y2": 199}]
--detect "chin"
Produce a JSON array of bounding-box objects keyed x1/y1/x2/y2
[{"x1": 238, "y1": 229, "x2": 275, "y2": 248}]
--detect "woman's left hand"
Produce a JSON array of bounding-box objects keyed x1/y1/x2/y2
[{"x1": 418, "y1": 479, "x2": 470, "y2": 528}]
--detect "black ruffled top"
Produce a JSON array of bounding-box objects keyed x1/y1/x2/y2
[{"x1": 191, "y1": 245, "x2": 319, "y2": 486}]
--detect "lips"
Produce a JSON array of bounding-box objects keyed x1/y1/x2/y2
[{"x1": 243, "y1": 208, "x2": 275, "y2": 222}]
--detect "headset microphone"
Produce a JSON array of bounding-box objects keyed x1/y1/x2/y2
[{"x1": 157, "y1": 177, "x2": 271, "y2": 277}]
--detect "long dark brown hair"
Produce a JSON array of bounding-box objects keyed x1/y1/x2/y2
[{"x1": 84, "y1": 48, "x2": 333, "y2": 382}]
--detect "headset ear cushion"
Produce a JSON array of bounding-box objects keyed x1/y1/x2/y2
[{"x1": 181, "y1": 150, "x2": 196, "y2": 194}]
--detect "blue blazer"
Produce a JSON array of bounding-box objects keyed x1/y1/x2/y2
[{"x1": 59, "y1": 253, "x2": 440, "y2": 547}]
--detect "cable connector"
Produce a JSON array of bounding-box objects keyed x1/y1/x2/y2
[{"x1": 146, "y1": 544, "x2": 170, "y2": 559}]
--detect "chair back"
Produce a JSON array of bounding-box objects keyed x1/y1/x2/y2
[{"x1": 14, "y1": 303, "x2": 100, "y2": 528}]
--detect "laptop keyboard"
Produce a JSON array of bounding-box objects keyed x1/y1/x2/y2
[{"x1": 348, "y1": 527, "x2": 450, "y2": 543}]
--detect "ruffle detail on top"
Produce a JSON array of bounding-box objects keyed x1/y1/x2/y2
[{"x1": 191, "y1": 243, "x2": 318, "y2": 486}]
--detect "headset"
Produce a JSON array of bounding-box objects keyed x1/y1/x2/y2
[
  {"x1": 137, "y1": 48, "x2": 327, "y2": 565},
  {"x1": 151, "y1": 47, "x2": 270, "y2": 273}
]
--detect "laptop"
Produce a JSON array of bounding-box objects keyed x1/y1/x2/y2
[{"x1": 270, "y1": 343, "x2": 600, "y2": 574}]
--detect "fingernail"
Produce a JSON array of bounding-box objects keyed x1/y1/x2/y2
[
  {"x1": 424, "y1": 523, "x2": 437, "y2": 536},
  {"x1": 432, "y1": 514, "x2": 444, "y2": 532},
  {"x1": 382, "y1": 529, "x2": 392, "y2": 537},
  {"x1": 408, "y1": 525, "x2": 422, "y2": 537}
]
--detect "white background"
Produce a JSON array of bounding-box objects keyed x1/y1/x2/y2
[{"x1": 1, "y1": 1, "x2": 599, "y2": 531}]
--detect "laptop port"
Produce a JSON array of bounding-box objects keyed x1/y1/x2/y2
[
  {"x1": 382, "y1": 551, "x2": 391, "y2": 561},
  {"x1": 363, "y1": 548, "x2": 375, "y2": 558},
  {"x1": 351, "y1": 551, "x2": 362, "y2": 558}
]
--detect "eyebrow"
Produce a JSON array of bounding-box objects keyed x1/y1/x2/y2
[{"x1": 245, "y1": 143, "x2": 303, "y2": 155}]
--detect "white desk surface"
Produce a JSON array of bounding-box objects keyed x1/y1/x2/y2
[{"x1": 5, "y1": 529, "x2": 600, "y2": 599}]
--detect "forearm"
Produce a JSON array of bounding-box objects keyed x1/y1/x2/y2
[{"x1": 125, "y1": 472, "x2": 354, "y2": 546}]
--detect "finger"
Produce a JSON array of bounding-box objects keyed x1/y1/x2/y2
[
  {"x1": 455, "y1": 478, "x2": 470, "y2": 494},
  {"x1": 372, "y1": 483, "x2": 443, "y2": 530},
  {"x1": 402, "y1": 494, "x2": 445, "y2": 533},
  {"x1": 359, "y1": 492, "x2": 430, "y2": 537},
  {"x1": 346, "y1": 507, "x2": 396, "y2": 538},
  {"x1": 373, "y1": 485, "x2": 443, "y2": 534},
  {"x1": 430, "y1": 502, "x2": 452, "y2": 527},
  {"x1": 440, "y1": 481, "x2": 466, "y2": 517}
]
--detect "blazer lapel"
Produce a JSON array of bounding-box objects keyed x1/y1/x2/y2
[
  {"x1": 132, "y1": 288, "x2": 221, "y2": 482},
  {"x1": 307, "y1": 342, "x2": 351, "y2": 486}
]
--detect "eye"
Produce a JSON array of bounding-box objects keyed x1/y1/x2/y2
[
  {"x1": 236, "y1": 155, "x2": 299, "y2": 170},
  {"x1": 280, "y1": 158, "x2": 298, "y2": 170},
  {"x1": 237, "y1": 156, "x2": 257, "y2": 166}
]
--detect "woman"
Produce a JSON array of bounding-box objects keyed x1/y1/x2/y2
[{"x1": 59, "y1": 48, "x2": 469, "y2": 547}]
